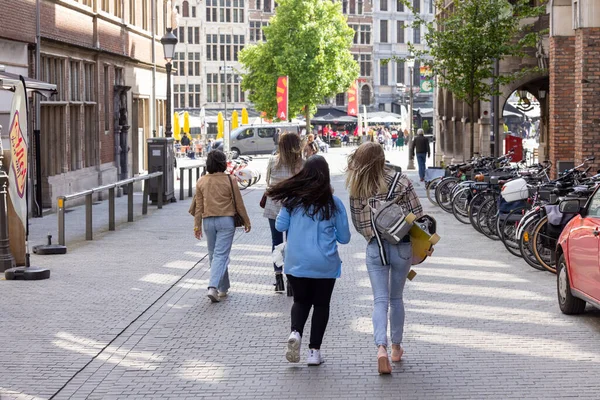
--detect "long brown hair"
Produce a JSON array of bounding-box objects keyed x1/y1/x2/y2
[
  {"x1": 267, "y1": 155, "x2": 337, "y2": 220},
  {"x1": 346, "y1": 142, "x2": 387, "y2": 199},
  {"x1": 276, "y1": 131, "x2": 302, "y2": 172}
]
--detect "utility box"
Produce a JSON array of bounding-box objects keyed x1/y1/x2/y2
[
  {"x1": 147, "y1": 137, "x2": 175, "y2": 203},
  {"x1": 504, "y1": 135, "x2": 523, "y2": 162}
]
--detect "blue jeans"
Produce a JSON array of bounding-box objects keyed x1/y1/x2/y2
[
  {"x1": 268, "y1": 219, "x2": 284, "y2": 272},
  {"x1": 204, "y1": 216, "x2": 235, "y2": 292},
  {"x1": 365, "y1": 239, "x2": 412, "y2": 347},
  {"x1": 417, "y1": 153, "x2": 427, "y2": 180}
]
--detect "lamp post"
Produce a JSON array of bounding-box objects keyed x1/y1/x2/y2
[
  {"x1": 407, "y1": 57, "x2": 416, "y2": 170},
  {"x1": 161, "y1": 28, "x2": 178, "y2": 138}
]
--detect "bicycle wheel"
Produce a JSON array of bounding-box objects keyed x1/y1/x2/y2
[
  {"x1": 499, "y1": 208, "x2": 527, "y2": 258},
  {"x1": 451, "y1": 188, "x2": 472, "y2": 224},
  {"x1": 531, "y1": 216, "x2": 557, "y2": 274},
  {"x1": 426, "y1": 177, "x2": 442, "y2": 206},
  {"x1": 468, "y1": 192, "x2": 490, "y2": 233},
  {"x1": 237, "y1": 178, "x2": 250, "y2": 190},
  {"x1": 435, "y1": 178, "x2": 459, "y2": 213},
  {"x1": 477, "y1": 198, "x2": 500, "y2": 240},
  {"x1": 518, "y1": 216, "x2": 545, "y2": 271}
]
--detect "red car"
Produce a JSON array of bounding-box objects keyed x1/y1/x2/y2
[{"x1": 556, "y1": 186, "x2": 600, "y2": 314}]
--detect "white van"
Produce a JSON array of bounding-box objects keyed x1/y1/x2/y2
[{"x1": 229, "y1": 123, "x2": 305, "y2": 157}]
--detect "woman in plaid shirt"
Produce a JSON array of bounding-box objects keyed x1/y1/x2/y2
[{"x1": 346, "y1": 142, "x2": 423, "y2": 374}]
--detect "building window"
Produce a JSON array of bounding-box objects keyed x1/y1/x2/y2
[
  {"x1": 413, "y1": 26, "x2": 420, "y2": 44},
  {"x1": 129, "y1": 0, "x2": 136, "y2": 25},
  {"x1": 256, "y1": 0, "x2": 261, "y2": 10},
  {"x1": 177, "y1": 26, "x2": 185, "y2": 43},
  {"x1": 101, "y1": 0, "x2": 109, "y2": 12},
  {"x1": 70, "y1": 61, "x2": 81, "y2": 102},
  {"x1": 413, "y1": 0, "x2": 420, "y2": 12},
  {"x1": 207, "y1": 0, "x2": 218, "y2": 22},
  {"x1": 397, "y1": 21, "x2": 404, "y2": 43},
  {"x1": 380, "y1": 0, "x2": 388, "y2": 11},
  {"x1": 349, "y1": 24, "x2": 359, "y2": 44},
  {"x1": 354, "y1": 53, "x2": 371, "y2": 77},
  {"x1": 174, "y1": 84, "x2": 180, "y2": 108},
  {"x1": 207, "y1": 73, "x2": 219, "y2": 103},
  {"x1": 182, "y1": 1, "x2": 190, "y2": 17},
  {"x1": 174, "y1": 53, "x2": 185, "y2": 76},
  {"x1": 396, "y1": 61, "x2": 405, "y2": 84},
  {"x1": 250, "y1": 21, "x2": 268, "y2": 42},
  {"x1": 380, "y1": 20, "x2": 388, "y2": 43},
  {"x1": 194, "y1": 27, "x2": 200, "y2": 44},
  {"x1": 357, "y1": 0, "x2": 363, "y2": 14},
  {"x1": 215, "y1": 34, "x2": 245, "y2": 62},
  {"x1": 188, "y1": 27, "x2": 193, "y2": 44},
  {"x1": 361, "y1": 85, "x2": 371, "y2": 106},
  {"x1": 188, "y1": 84, "x2": 201, "y2": 108},
  {"x1": 336, "y1": 93, "x2": 345, "y2": 106},
  {"x1": 264, "y1": 0, "x2": 272, "y2": 12},
  {"x1": 83, "y1": 63, "x2": 96, "y2": 168},
  {"x1": 192, "y1": 6, "x2": 196, "y2": 17},
  {"x1": 360, "y1": 25, "x2": 371, "y2": 44},
  {"x1": 206, "y1": 35, "x2": 218, "y2": 60},
  {"x1": 103, "y1": 65, "x2": 110, "y2": 131},
  {"x1": 233, "y1": 35, "x2": 245, "y2": 61},
  {"x1": 380, "y1": 62, "x2": 388, "y2": 86},
  {"x1": 114, "y1": 0, "x2": 122, "y2": 18},
  {"x1": 233, "y1": 0, "x2": 245, "y2": 23},
  {"x1": 142, "y1": 0, "x2": 149, "y2": 30},
  {"x1": 397, "y1": 0, "x2": 404, "y2": 12},
  {"x1": 429, "y1": 0, "x2": 433, "y2": 13},
  {"x1": 78, "y1": 0, "x2": 93, "y2": 7}
]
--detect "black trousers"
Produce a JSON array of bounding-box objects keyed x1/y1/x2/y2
[{"x1": 287, "y1": 275, "x2": 336, "y2": 350}]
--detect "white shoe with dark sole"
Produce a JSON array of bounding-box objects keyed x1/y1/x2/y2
[{"x1": 207, "y1": 288, "x2": 220, "y2": 303}]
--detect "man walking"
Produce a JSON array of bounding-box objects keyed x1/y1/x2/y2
[
  {"x1": 272, "y1": 128, "x2": 282, "y2": 154},
  {"x1": 410, "y1": 129, "x2": 430, "y2": 182}
]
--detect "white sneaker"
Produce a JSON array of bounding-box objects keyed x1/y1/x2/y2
[
  {"x1": 307, "y1": 349, "x2": 324, "y2": 366},
  {"x1": 285, "y1": 331, "x2": 301, "y2": 363},
  {"x1": 207, "y1": 288, "x2": 220, "y2": 303},
  {"x1": 218, "y1": 291, "x2": 228, "y2": 298}
]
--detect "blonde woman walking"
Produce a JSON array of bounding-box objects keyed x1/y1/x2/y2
[{"x1": 346, "y1": 142, "x2": 424, "y2": 374}]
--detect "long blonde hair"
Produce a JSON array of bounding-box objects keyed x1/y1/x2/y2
[{"x1": 346, "y1": 142, "x2": 387, "y2": 199}]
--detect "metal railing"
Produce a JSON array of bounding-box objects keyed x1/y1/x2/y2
[
  {"x1": 57, "y1": 172, "x2": 163, "y2": 246},
  {"x1": 179, "y1": 162, "x2": 206, "y2": 200}
]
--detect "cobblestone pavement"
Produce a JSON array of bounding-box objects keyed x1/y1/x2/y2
[{"x1": 1, "y1": 148, "x2": 599, "y2": 400}]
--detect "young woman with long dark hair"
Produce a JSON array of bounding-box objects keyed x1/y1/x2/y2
[
  {"x1": 346, "y1": 142, "x2": 424, "y2": 374},
  {"x1": 267, "y1": 155, "x2": 351, "y2": 365},
  {"x1": 263, "y1": 132, "x2": 303, "y2": 293}
]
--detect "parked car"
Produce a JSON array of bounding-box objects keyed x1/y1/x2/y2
[
  {"x1": 229, "y1": 123, "x2": 304, "y2": 157},
  {"x1": 556, "y1": 186, "x2": 600, "y2": 314}
]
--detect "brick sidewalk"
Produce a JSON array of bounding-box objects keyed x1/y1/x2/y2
[{"x1": 1, "y1": 151, "x2": 600, "y2": 400}]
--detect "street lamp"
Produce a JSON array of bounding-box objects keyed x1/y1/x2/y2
[
  {"x1": 406, "y1": 56, "x2": 416, "y2": 170},
  {"x1": 161, "y1": 28, "x2": 178, "y2": 138}
]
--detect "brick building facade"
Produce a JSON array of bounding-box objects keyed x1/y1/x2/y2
[{"x1": 0, "y1": 0, "x2": 174, "y2": 210}]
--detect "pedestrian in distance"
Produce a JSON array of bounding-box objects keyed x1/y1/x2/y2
[
  {"x1": 410, "y1": 128, "x2": 430, "y2": 182},
  {"x1": 273, "y1": 128, "x2": 282, "y2": 154},
  {"x1": 267, "y1": 155, "x2": 351, "y2": 366},
  {"x1": 396, "y1": 131, "x2": 405, "y2": 151},
  {"x1": 303, "y1": 133, "x2": 319, "y2": 159},
  {"x1": 194, "y1": 150, "x2": 251, "y2": 303},
  {"x1": 264, "y1": 132, "x2": 304, "y2": 294},
  {"x1": 346, "y1": 142, "x2": 424, "y2": 374}
]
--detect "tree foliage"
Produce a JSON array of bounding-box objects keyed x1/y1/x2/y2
[
  {"x1": 396, "y1": 0, "x2": 546, "y2": 156},
  {"x1": 238, "y1": 0, "x2": 359, "y2": 121}
]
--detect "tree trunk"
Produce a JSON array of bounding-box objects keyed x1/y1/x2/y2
[
  {"x1": 305, "y1": 105, "x2": 311, "y2": 134},
  {"x1": 469, "y1": 103, "x2": 475, "y2": 158}
]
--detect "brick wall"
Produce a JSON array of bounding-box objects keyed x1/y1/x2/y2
[
  {"x1": 0, "y1": 0, "x2": 36, "y2": 44},
  {"x1": 574, "y1": 28, "x2": 600, "y2": 174},
  {"x1": 549, "y1": 36, "x2": 576, "y2": 176}
]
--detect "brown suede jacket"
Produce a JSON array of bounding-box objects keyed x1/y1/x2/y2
[{"x1": 194, "y1": 172, "x2": 251, "y2": 231}]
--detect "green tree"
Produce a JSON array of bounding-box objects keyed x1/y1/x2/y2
[
  {"x1": 238, "y1": 0, "x2": 359, "y2": 126},
  {"x1": 397, "y1": 0, "x2": 544, "y2": 157}
]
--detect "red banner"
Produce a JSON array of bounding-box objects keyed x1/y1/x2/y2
[
  {"x1": 276, "y1": 76, "x2": 288, "y2": 121},
  {"x1": 347, "y1": 80, "x2": 358, "y2": 116}
]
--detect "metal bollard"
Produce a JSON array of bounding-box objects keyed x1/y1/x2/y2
[
  {"x1": 85, "y1": 193, "x2": 93, "y2": 240},
  {"x1": 58, "y1": 197, "x2": 66, "y2": 245},
  {"x1": 109, "y1": 187, "x2": 115, "y2": 231},
  {"x1": 158, "y1": 174, "x2": 163, "y2": 209},
  {"x1": 127, "y1": 182, "x2": 134, "y2": 222},
  {"x1": 188, "y1": 168, "x2": 193, "y2": 198},
  {"x1": 142, "y1": 178, "x2": 149, "y2": 215},
  {"x1": 179, "y1": 167, "x2": 184, "y2": 200}
]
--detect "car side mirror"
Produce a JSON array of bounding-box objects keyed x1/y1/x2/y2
[{"x1": 559, "y1": 199, "x2": 580, "y2": 214}]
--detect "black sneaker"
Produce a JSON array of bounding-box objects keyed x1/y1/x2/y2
[{"x1": 275, "y1": 274, "x2": 285, "y2": 293}]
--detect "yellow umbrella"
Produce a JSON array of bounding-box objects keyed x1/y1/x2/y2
[
  {"x1": 217, "y1": 112, "x2": 224, "y2": 139},
  {"x1": 183, "y1": 111, "x2": 190, "y2": 134},
  {"x1": 173, "y1": 112, "x2": 181, "y2": 141},
  {"x1": 241, "y1": 108, "x2": 249, "y2": 125},
  {"x1": 231, "y1": 110, "x2": 239, "y2": 130}
]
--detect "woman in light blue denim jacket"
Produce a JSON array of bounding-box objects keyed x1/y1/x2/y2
[
  {"x1": 346, "y1": 143, "x2": 424, "y2": 374},
  {"x1": 267, "y1": 155, "x2": 351, "y2": 366}
]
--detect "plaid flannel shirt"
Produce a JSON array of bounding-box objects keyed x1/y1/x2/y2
[{"x1": 350, "y1": 169, "x2": 423, "y2": 242}]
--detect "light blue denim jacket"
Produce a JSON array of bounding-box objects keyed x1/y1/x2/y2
[{"x1": 276, "y1": 196, "x2": 351, "y2": 279}]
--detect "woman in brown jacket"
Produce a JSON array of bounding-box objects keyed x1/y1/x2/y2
[{"x1": 194, "y1": 150, "x2": 251, "y2": 303}]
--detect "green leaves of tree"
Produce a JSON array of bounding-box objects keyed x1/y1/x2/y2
[{"x1": 238, "y1": 0, "x2": 359, "y2": 121}]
